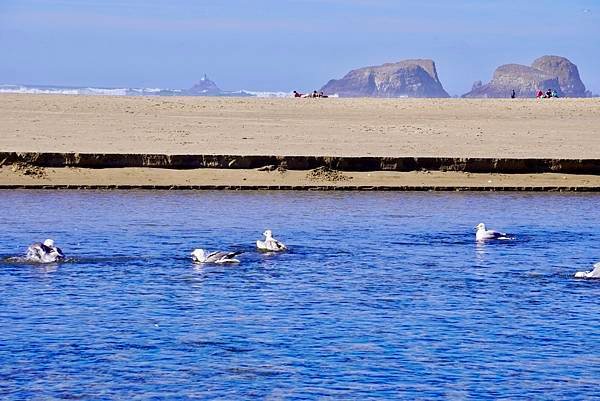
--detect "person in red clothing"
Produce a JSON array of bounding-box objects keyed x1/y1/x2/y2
[{"x1": 536, "y1": 90, "x2": 543, "y2": 98}]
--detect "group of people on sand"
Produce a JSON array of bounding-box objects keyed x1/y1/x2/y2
[
  {"x1": 510, "y1": 89, "x2": 559, "y2": 99},
  {"x1": 293, "y1": 90, "x2": 328, "y2": 98},
  {"x1": 536, "y1": 88, "x2": 559, "y2": 98}
]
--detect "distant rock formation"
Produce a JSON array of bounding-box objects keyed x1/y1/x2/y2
[
  {"x1": 463, "y1": 56, "x2": 588, "y2": 98},
  {"x1": 320, "y1": 59, "x2": 450, "y2": 98},
  {"x1": 531, "y1": 56, "x2": 587, "y2": 98},
  {"x1": 465, "y1": 64, "x2": 560, "y2": 98},
  {"x1": 471, "y1": 80, "x2": 483, "y2": 91},
  {"x1": 185, "y1": 74, "x2": 222, "y2": 96}
]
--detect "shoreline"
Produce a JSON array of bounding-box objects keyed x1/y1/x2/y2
[
  {"x1": 1, "y1": 95, "x2": 598, "y2": 191},
  {"x1": 2, "y1": 166, "x2": 599, "y2": 191}
]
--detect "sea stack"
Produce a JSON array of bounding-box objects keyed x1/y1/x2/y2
[
  {"x1": 463, "y1": 56, "x2": 589, "y2": 98},
  {"x1": 464, "y1": 64, "x2": 560, "y2": 98},
  {"x1": 531, "y1": 56, "x2": 588, "y2": 97},
  {"x1": 320, "y1": 59, "x2": 450, "y2": 98},
  {"x1": 185, "y1": 74, "x2": 222, "y2": 96}
]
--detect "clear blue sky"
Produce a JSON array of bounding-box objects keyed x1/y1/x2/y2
[{"x1": 1, "y1": 0, "x2": 598, "y2": 95}]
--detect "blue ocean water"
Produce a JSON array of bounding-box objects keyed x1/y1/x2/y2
[{"x1": 0, "y1": 190, "x2": 599, "y2": 400}]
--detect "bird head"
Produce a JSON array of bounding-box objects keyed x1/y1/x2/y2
[
  {"x1": 191, "y1": 249, "x2": 206, "y2": 262},
  {"x1": 43, "y1": 239, "x2": 55, "y2": 247},
  {"x1": 474, "y1": 223, "x2": 486, "y2": 231},
  {"x1": 263, "y1": 230, "x2": 273, "y2": 238}
]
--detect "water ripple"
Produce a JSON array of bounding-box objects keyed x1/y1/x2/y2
[{"x1": 0, "y1": 190, "x2": 599, "y2": 400}]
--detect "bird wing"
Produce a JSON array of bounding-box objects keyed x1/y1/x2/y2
[
  {"x1": 204, "y1": 251, "x2": 222, "y2": 262},
  {"x1": 589, "y1": 264, "x2": 600, "y2": 278},
  {"x1": 489, "y1": 230, "x2": 507, "y2": 238},
  {"x1": 207, "y1": 251, "x2": 241, "y2": 264},
  {"x1": 225, "y1": 251, "x2": 243, "y2": 259},
  {"x1": 26, "y1": 244, "x2": 43, "y2": 259},
  {"x1": 41, "y1": 243, "x2": 53, "y2": 253},
  {"x1": 54, "y1": 247, "x2": 65, "y2": 258},
  {"x1": 263, "y1": 239, "x2": 285, "y2": 250},
  {"x1": 208, "y1": 251, "x2": 241, "y2": 262}
]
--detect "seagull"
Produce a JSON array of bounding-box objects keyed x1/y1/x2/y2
[
  {"x1": 474, "y1": 223, "x2": 512, "y2": 241},
  {"x1": 574, "y1": 262, "x2": 600, "y2": 279},
  {"x1": 26, "y1": 239, "x2": 65, "y2": 263},
  {"x1": 191, "y1": 249, "x2": 242, "y2": 264},
  {"x1": 256, "y1": 230, "x2": 287, "y2": 252}
]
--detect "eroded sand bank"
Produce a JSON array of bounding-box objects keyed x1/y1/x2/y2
[{"x1": 1, "y1": 94, "x2": 598, "y2": 189}]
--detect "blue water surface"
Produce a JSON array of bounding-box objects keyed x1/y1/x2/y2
[{"x1": 0, "y1": 190, "x2": 599, "y2": 400}]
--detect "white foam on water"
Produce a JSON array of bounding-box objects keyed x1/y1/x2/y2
[
  {"x1": 241, "y1": 90, "x2": 293, "y2": 98},
  {"x1": 0, "y1": 85, "x2": 80, "y2": 95},
  {"x1": 0, "y1": 84, "x2": 186, "y2": 96},
  {"x1": 0, "y1": 85, "x2": 126, "y2": 96},
  {"x1": 0, "y1": 84, "x2": 337, "y2": 98},
  {"x1": 81, "y1": 87, "x2": 128, "y2": 96}
]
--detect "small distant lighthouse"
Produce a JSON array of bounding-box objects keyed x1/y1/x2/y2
[{"x1": 186, "y1": 74, "x2": 221, "y2": 95}]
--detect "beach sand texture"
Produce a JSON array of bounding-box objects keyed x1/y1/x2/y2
[
  {"x1": 2, "y1": 166, "x2": 599, "y2": 190},
  {"x1": 1, "y1": 94, "x2": 599, "y2": 158},
  {"x1": 1, "y1": 94, "x2": 599, "y2": 189}
]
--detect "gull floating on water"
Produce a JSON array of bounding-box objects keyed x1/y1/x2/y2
[
  {"x1": 256, "y1": 230, "x2": 287, "y2": 252},
  {"x1": 191, "y1": 249, "x2": 242, "y2": 264},
  {"x1": 475, "y1": 223, "x2": 512, "y2": 241},
  {"x1": 574, "y1": 262, "x2": 600, "y2": 279},
  {"x1": 26, "y1": 239, "x2": 65, "y2": 263}
]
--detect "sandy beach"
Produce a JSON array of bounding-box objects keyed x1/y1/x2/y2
[
  {"x1": 1, "y1": 94, "x2": 599, "y2": 189},
  {"x1": 2, "y1": 94, "x2": 599, "y2": 157}
]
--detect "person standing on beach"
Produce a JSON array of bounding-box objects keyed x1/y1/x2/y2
[{"x1": 511, "y1": 90, "x2": 516, "y2": 99}]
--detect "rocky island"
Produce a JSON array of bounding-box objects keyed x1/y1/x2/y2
[
  {"x1": 185, "y1": 74, "x2": 222, "y2": 96},
  {"x1": 463, "y1": 55, "x2": 589, "y2": 98},
  {"x1": 320, "y1": 59, "x2": 450, "y2": 98}
]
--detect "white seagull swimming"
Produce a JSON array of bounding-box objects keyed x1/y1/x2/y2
[
  {"x1": 256, "y1": 230, "x2": 287, "y2": 252},
  {"x1": 574, "y1": 262, "x2": 600, "y2": 279},
  {"x1": 26, "y1": 239, "x2": 65, "y2": 263},
  {"x1": 475, "y1": 223, "x2": 512, "y2": 241},
  {"x1": 191, "y1": 249, "x2": 242, "y2": 264}
]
